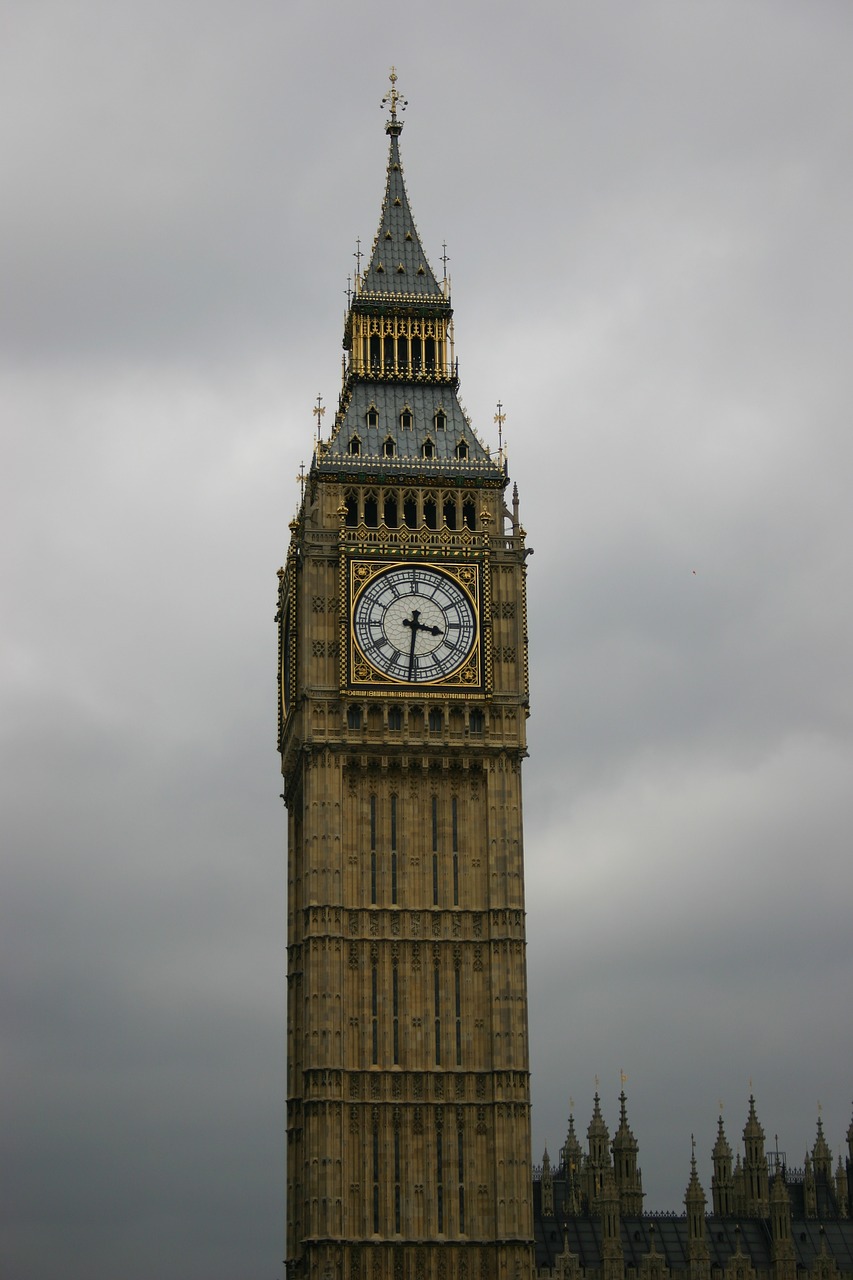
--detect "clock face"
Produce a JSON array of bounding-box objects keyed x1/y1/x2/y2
[{"x1": 352, "y1": 563, "x2": 477, "y2": 684}]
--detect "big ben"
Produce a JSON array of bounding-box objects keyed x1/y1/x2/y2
[{"x1": 277, "y1": 72, "x2": 534, "y2": 1280}]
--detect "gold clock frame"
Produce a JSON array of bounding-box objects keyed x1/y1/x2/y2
[{"x1": 344, "y1": 558, "x2": 484, "y2": 694}]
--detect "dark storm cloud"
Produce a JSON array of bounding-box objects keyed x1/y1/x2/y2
[{"x1": 3, "y1": 2, "x2": 852, "y2": 1276}]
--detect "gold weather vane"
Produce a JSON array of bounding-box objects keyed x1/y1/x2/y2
[
  {"x1": 381, "y1": 66, "x2": 407, "y2": 125},
  {"x1": 296, "y1": 460, "x2": 306, "y2": 499},
  {"x1": 314, "y1": 393, "x2": 325, "y2": 442},
  {"x1": 620, "y1": 1069, "x2": 629, "y2": 1086}
]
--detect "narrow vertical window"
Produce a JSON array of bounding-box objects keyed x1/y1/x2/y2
[
  {"x1": 392, "y1": 967, "x2": 400, "y2": 1065},
  {"x1": 394, "y1": 1128, "x2": 402, "y2": 1234},
  {"x1": 372, "y1": 965, "x2": 379, "y2": 1065},
  {"x1": 458, "y1": 1128, "x2": 466, "y2": 1234},
  {"x1": 391, "y1": 794, "x2": 398, "y2": 904},
  {"x1": 436, "y1": 1120, "x2": 444, "y2": 1233},
  {"x1": 452, "y1": 796, "x2": 459, "y2": 906},
  {"x1": 373, "y1": 1123, "x2": 380, "y2": 1234},
  {"x1": 433, "y1": 963, "x2": 441, "y2": 1066},
  {"x1": 370, "y1": 794, "x2": 377, "y2": 906},
  {"x1": 455, "y1": 966, "x2": 462, "y2": 1067},
  {"x1": 432, "y1": 794, "x2": 439, "y2": 906}
]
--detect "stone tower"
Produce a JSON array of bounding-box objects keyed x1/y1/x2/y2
[{"x1": 277, "y1": 72, "x2": 534, "y2": 1280}]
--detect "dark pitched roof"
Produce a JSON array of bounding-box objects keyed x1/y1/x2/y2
[
  {"x1": 318, "y1": 381, "x2": 501, "y2": 481},
  {"x1": 358, "y1": 132, "x2": 444, "y2": 302}
]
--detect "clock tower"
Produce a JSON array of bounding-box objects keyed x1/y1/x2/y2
[{"x1": 277, "y1": 73, "x2": 534, "y2": 1280}]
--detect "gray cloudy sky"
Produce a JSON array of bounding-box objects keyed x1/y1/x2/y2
[{"x1": 3, "y1": 2, "x2": 852, "y2": 1277}]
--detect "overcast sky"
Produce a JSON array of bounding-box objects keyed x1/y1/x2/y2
[{"x1": 3, "y1": 3, "x2": 853, "y2": 1277}]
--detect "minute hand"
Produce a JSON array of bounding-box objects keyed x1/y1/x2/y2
[{"x1": 402, "y1": 608, "x2": 443, "y2": 680}]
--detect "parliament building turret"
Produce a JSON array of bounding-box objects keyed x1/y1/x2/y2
[{"x1": 533, "y1": 1096, "x2": 853, "y2": 1279}]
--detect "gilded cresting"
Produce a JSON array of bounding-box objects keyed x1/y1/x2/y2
[{"x1": 278, "y1": 71, "x2": 534, "y2": 1280}]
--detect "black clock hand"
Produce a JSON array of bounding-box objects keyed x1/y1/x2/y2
[
  {"x1": 403, "y1": 608, "x2": 444, "y2": 679},
  {"x1": 403, "y1": 609, "x2": 420, "y2": 679}
]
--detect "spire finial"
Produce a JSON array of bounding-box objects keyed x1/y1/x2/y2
[
  {"x1": 313, "y1": 394, "x2": 325, "y2": 442},
  {"x1": 382, "y1": 66, "x2": 407, "y2": 135},
  {"x1": 494, "y1": 401, "x2": 506, "y2": 456}
]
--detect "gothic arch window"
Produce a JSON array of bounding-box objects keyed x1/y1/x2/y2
[
  {"x1": 403, "y1": 491, "x2": 418, "y2": 529},
  {"x1": 363, "y1": 490, "x2": 378, "y2": 528},
  {"x1": 383, "y1": 493, "x2": 398, "y2": 527},
  {"x1": 428, "y1": 708, "x2": 443, "y2": 733},
  {"x1": 383, "y1": 437, "x2": 395, "y2": 458},
  {"x1": 423, "y1": 495, "x2": 437, "y2": 529},
  {"x1": 462, "y1": 497, "x2": 476, "y2": 529},
  {"x1": 344, "y1": 489, "x2": 358, "y2": 527},
  {"x1": 443, "y1": 497, "x2": 457, "y2": 529},
  {"x1": 348, "y1": 435, "x2": 361, "y2": 456},
  {"x1": 388, "y1": 706, "x2": 403, "y2": 731},
  {"x1": 469, "y1": 710, "x2": 484, "y2": 733},
  {"x1": 347, "y1": 705, "x2": 363, "y2": 730},
  {"x1": 422, "y1": 439, "x2": 435, "y2": 459},
  {"x1": 434, "y1": 409, "x2": 447, "y2": 431}
]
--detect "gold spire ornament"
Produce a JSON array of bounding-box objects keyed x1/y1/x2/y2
[
  {"x1": 381, "y1": 66, "x2": 407, "y2": 134},
  {"x1": 313, "y1": 393, "x2": 325, "y2": 442}
]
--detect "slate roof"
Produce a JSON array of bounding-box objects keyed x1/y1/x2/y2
[
  {"x1": 532, "y1": 1206, "x2": 853, "y2": 1275},
  {"x1": 318, "y1": 380, "x2": 502, "y2": 481},
  {"x1": 357, "y1": 131, "x2": 445, "y2": 303}
]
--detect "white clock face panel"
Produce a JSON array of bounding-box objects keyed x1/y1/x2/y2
[{"x1": 352, "y1": 563, "x2": 477, "y2": 684}]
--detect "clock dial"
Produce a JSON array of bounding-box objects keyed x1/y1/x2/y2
[{"x1": 352, "y1": 563, "x2": 477, "y2": 684}]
